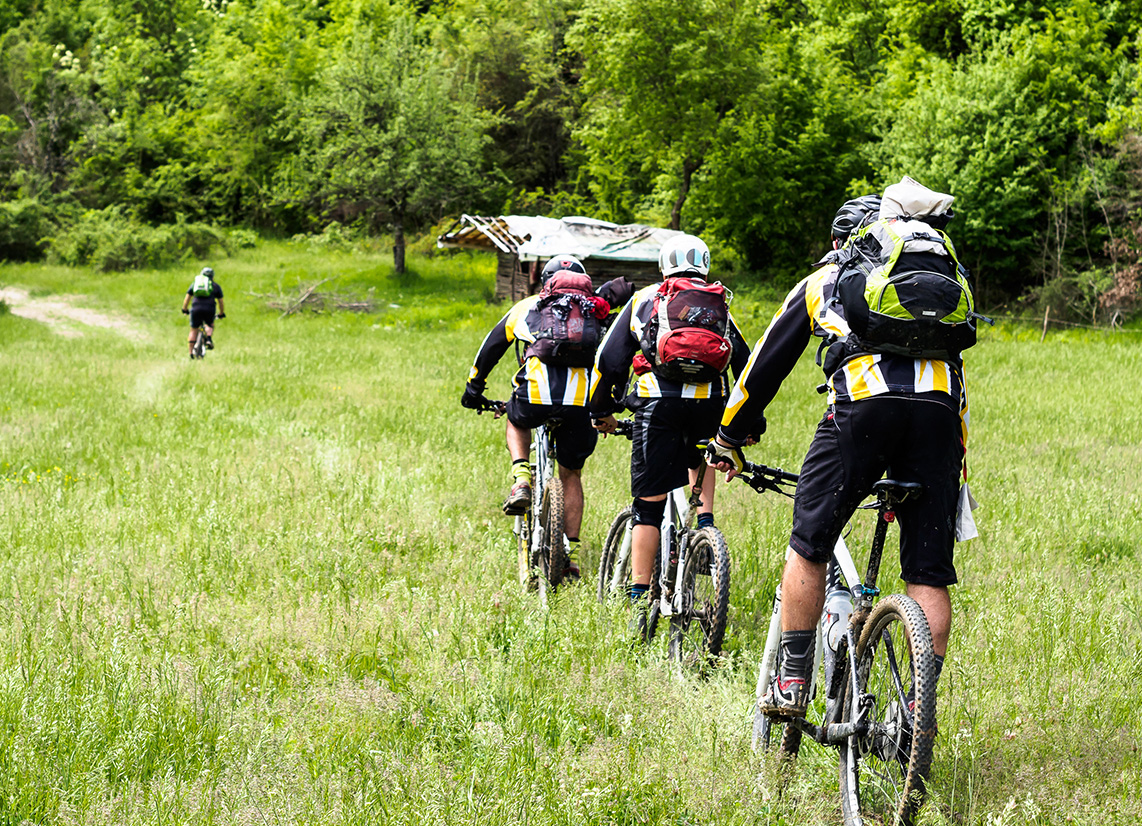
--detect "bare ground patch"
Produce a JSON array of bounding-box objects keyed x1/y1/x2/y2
[{"x1": 0, "y1": 286, "x2": 149, "y2": 341}]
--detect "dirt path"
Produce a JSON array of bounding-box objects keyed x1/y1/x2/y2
[{"x1": 0, "y1": 286, "x2": 149, "y2": 341}]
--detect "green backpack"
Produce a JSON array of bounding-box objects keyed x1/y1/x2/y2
[
  {"x1": 823, "y1": 217, "x2": 979, "y2": 372},
  {"x1": 192, "y1": 273, "x2": 214, "y2": 297}
]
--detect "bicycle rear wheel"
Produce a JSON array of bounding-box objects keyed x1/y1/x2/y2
[
  {"x1": 839, "y1": 595, "x2": 937, "y2": 826},
  {"x1": 667, "y1": 527, "x2": 730, "y2": 666},
  {"x1": 597, "y1": 506, "x2": 634, "y2": 603},
  {"x1": 536, "y1": 475, "x2": 566, "y2": 607}
]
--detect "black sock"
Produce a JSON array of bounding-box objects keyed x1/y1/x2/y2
[
  {"x1": 780, "y1": 630, "x2": 816, "y2": 680},
  {"x1": 628, "y1": 583, "x2": 648, "y2": 602},
  {"x1": 934, "y1": 653, "x2": 945, "y2": 682},
  {"x1": 696, "y1": 512, "x2": 714, "y2": 529}
]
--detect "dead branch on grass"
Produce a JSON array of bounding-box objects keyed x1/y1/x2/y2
[{"x1": 249, "y1": 281, "x2": 378, "y2": 316}]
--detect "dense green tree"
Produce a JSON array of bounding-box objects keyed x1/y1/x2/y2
[
  {"x1": 282, "y1": 15, "x2": 491, "y2": 274},
  {"x1": 0, "y1": 20, "x2": 100, "y2": 198},
  {"x1": 436, "y1": 0, "x2": 583, "y2": 210},
  {"x1": 877, "y1": 2, "x2": 1119, "y2": 301},
  {"x1": 179, "y1": 0, "x2": 323, "y2": 228},
  {"x1": 569, "y1": 0, "x2": 769, "y2": 230}
]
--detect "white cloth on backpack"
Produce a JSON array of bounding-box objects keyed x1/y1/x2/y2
[{"x1": 879, "y1": 176, "x2": 955, "y2": 221}]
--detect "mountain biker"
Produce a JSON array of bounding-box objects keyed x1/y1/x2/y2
[
  {"x1": 589, "y1": 234, "x2": 750, "y2": 636},
  {"x1": 707, "y1": 184, "x2": 970, "y2": 717},
  {"x1": 181, "y1": 266, "x2": 225, "y2": 358},
  {"x1": 461, "y1": 255, "x2": 625, "y2": 581}
]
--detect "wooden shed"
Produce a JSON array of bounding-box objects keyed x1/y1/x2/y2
[{"x1": 437, "y1": 215, "x2": 679, "y2": 302}]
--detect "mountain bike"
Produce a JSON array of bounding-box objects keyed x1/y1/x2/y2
[
  {"x1": 738, "y1": 459, "x2": 937, "y2": 826},
  {"x1": 189, "y1": 313, "x2": 223, "y2": 360},
  {"x1": 474, "y1": 399, "x2": 570, "y2": 608},
  {"x1": 597, "y1": 419, "x2": 731, "y2": 666}
]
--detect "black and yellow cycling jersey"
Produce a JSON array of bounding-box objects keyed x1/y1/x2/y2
[
  {"x1": 589, "y1": 283, "x2": 750, "y2": 415},
  {"x1": 719, "y1": 264, "x2": 970, "y2": 447},
  {"x1": 468, "y1": 294, "x2": 591, "y2": 406}
]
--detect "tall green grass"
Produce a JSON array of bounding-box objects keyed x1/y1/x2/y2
[{"x1": 0, "y1": 244, "x2": 1139, "y2": 824}]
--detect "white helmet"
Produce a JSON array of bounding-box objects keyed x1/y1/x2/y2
[{"x1": 658, "y1": 234, "x2": 710, "y2": 277}]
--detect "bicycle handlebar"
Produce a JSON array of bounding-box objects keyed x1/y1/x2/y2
[
  {"x1": 736, "y1": 459, "x2": 799, "y2": 498},
  {"x1": 474, "y1": 399, "x2": 507, "y2": 416}
]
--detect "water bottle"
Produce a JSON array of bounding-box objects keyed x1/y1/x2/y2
[
  {"x1": 824, "y1": 587, "x2": 854, "y2": 652},
  {"x1": 822, "y1": 586, "x2": 853, "y2": 699}
]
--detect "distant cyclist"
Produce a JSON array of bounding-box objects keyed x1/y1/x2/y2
[
  {"x1": 462, "y1": 255, "x2": 627, "y2": 580},
  {"x1": 181, "y1": 266, "x2": 225, "y2": 358}
]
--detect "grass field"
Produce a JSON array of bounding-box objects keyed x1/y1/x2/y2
[{"x1": 1, "y1": 242, "x2": 1140, "y2": 825}]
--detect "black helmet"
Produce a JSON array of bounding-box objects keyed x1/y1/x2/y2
[
  {"x1": 200, "y1": 266, "x2": 215, "y2": 279},
  {"x1": 831, "y1": 195, "x2": 881, "y2": 244},
  {"x1": 540, "y1": 255, "x2": 586, "y2": 285}
]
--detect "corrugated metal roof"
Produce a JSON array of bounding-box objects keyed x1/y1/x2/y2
[{"x1": 437, "y1": 215, "x2": 680, "y2": 263}]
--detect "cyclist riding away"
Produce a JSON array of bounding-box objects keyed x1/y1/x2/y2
[
  {"x1": 589, "y1": 234, "x2": 749, "y2": 636},
  {"x1": 462, "y1": 255, "x2": 627, "y2": 580},
  {"x1": 181, "y1": 266, "x2": 225, "y2": 358},
  {"x1": 707, "y1": 178, "x2": 975, "y2": 718}
]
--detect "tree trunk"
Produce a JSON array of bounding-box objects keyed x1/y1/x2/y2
[
  {"x1": 393, "y1": 216, "x2": 406, "y2": 276},
  {"x1": 670, "y1": 158, "x2": 701, "y2": 231}
]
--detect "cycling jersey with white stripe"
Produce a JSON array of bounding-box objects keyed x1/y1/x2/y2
[
  {"x1": 468, "y1": 294, "x2": 591, "y2": 407},
  {"x1": 589, "y1": 282, "x2": 750, "y2": 414}
]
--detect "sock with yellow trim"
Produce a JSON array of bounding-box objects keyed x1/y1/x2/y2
[{"x1": 511, "y1": 459, "x2": 532, "y2": 486}]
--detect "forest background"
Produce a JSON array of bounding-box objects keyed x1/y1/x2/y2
[{"x1": 4, "y1": 0, "x2": 1142, "y2": 320}]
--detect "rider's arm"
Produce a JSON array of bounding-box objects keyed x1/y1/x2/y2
[
  {"x1": 467, "y1": 305, "x2": 519, "y2": 389},
  {"x1": 217, "y1": 297, "x2": 225, "y2": 315},
  {"x1": 181, "y1": 293, "x2": 191, "y2": 311},
  {"x1": 588, "y1": 297, "x2": 639, "y2": 417},
  {"x1": 726, "y1": 314, "x2": 751, "y2": 380},
  {"x1": 718, "y1": 276, "x2": 816, "y2": 446}
]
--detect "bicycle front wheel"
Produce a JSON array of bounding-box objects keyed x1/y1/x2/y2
[
  {"x1": 667, "y1": 527, "x2": 730, "y2": 666},
  {"x1": 839, "y1": 595, "x2": 937, "y2": 826},
  {"x1": 597, "y1": 506, "x2": 634, "y2": 603},
  {"x1": 536, "y1": 476, "x2": 566, "y2": 606}
]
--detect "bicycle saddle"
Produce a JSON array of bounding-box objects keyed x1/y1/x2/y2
[{"x1": 873, "y1": 479, "x2": 923, "y2": 504}]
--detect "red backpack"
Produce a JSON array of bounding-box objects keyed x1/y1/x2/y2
[
  {"x1": 523, "y1": 271, "x2": 609, "y2": 367},
  {"x1": 634, "y1": 277, "x2": 732, "y2": 383}
]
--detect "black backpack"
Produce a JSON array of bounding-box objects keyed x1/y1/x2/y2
[{"x1": 523, "y1": 272, "x2": 605, "y2": 367}]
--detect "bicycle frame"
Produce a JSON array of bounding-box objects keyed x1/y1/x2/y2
[
  {"x1": 746, "y1": 464, "x2": 924, "y2": 747},
  {"x1": 654, "y1": 465, "x2": 706, "y2": 619}
]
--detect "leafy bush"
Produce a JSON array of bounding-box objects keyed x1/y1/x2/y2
[
  {"x1": 289, "y1": 222, "x2": 363, "y2": 253},
  {"x1": 46, "y1": 208, "x2": 227, "y2": 271},
  {"x1": 227, "y1": 228, "x2": 259, "y2": 249},
  {"x1": 0, "y1": 199, "x2": 53, "y2": 261}
]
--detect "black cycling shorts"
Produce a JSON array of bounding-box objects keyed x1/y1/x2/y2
[
  {"x1": 628, "y1": 396, "x2": 723, "y2": 499},
  {"x1": 790, "y1": 394, "x2": 963, "y2": 587},
  {"x1": 506, "y1": 397, "x2": 598, "y2": 471},
  {"x1": 189, "y1": 308, "x2": 215, "y2": 329}
]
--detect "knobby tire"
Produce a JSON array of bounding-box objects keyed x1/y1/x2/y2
[
  {"x1": 667, "y1": 527, "x2": 730, "y2": 667},
  {"x1": 839, "y1": 595, "x2": 937, "y2": 826},
  {"x1": 597, "y1": 506, "x2": 634, "y2": 603},
  {"x1": 536, "y1": 476, "x2": 566, "y2": 608}
]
